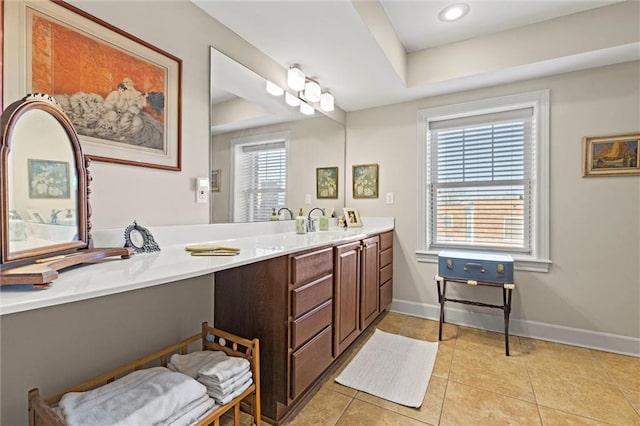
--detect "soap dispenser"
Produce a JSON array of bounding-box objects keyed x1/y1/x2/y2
[
  {"x1": 319, "y1": 211, "x2": 329, "y2": 231},
  {"x1": 270, "y1": 208, "x2": 279, "y2": 221},
  {"x1": 296, "y1": 208, "x2": 307, "y2": 234}
]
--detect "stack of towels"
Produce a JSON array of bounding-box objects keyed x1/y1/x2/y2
[
  {"x1": 168, "y1": 351, "x2": 253, "y2": 405},
  {"x1": 58, "y1": 366, "x2": 217, "y2": 426}
]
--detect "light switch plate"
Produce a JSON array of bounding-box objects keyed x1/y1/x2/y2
[
  {"x1": 305, "y1": 194, "x2": 311, "y2": 204},
  {"x1": 196, "y1": 177, "x2": 209, "y2": 203}
]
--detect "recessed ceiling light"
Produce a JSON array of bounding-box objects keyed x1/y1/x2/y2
[{"x1": 438, "y1": 3, "x2": 470, "y2": 22}]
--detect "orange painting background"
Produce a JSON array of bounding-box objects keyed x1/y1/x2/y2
[{"x1": 31, "y1": 13, "x2": 165, "y2": 120}]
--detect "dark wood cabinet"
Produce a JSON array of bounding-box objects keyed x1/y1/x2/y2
[
  {"x1": 214, "y1": 232, "x2": 392, "y2": 424},
  {"x1": 379, "y1": 231, "x2": 393, "y2": 311},
  {"x1": 333, "y1": 241, "x2": 361, "y2": 356},
  {"x1": 360, "y1": 235, "x2": 380, "y2": 330}
]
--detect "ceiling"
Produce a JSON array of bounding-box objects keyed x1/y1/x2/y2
[{"x1": 193, "y1": 0, "x2": 634, "y2": 113}]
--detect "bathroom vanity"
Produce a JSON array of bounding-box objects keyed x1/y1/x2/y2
[{"x1": 0, "y1": 218, "x2": 393, "y2": 425}]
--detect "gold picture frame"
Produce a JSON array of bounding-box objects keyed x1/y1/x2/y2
[
  {"x1": 582, "y1": 133, "x2": 639, "y2": 177},
  {"x1": 353, "y1": 163, "x2": 379, "y2": 198},
  {"x1": 211, "y1": 169, "x2": 221, "y2": 192},
  {"x1": 343, "y1": 207, "x2": 362, "y2": 228},
  {"x1": 316, "y1": 166, "x2": 338, "y2": 199}
]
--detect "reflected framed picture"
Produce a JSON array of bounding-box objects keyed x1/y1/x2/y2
[
  {"x1": 582, "y1": 133, "x2": 639, "y2": 177},
  {"x1": 343, "y1": 207, "x2": 362, "y2": 228},
  {"x1": 28, "y1": 159, "x2": 70, "y2": 199},
  {"x1": 353, "y1": 163, "x2": 379, "y2": 198},
  {"x1": 211, "y1": 169, "x2": 221, "y2": 192},
  {"x1": 27, "y1": 209, "x2": 45, "y2": 224},
  {"x1": 3, "y1": 0, "x2": 182, "y2": 171},
  {"x1": 316, "y1": 166, "x2": 338, "y2": 199}
]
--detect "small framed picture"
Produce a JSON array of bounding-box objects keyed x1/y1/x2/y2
[
  {"x1": 211, "y1": 169, "x2": 221, "y2": 191},
  {"x1": 316, "y1": 166, "x2": 339, "y2": 199},
  {"x1": 27, "y1": 209, "x2": 45, "y2": 224},
  {"x1": 582, "y1": 133, "x2": 639, "y2": 177},
  {"x1": 353, "y1": 163, "x2": 379, "y2": 198},
  {"x1": 343, "y1": 207, "x2": 362, "y2": 228}
]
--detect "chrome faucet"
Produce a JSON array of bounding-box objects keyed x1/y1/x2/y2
[
  {"x1": 307, "y1": 208, "x2": 325, "y2": 232},
  {"x1": 277, "y1": 207, "x2": 294, "y2": 220}
]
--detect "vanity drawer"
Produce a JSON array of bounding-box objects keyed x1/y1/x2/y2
[
  {"x1": 291, "y1": 300, "x2": 332, "y2": 349},
  {"x1": 291, "y1": 325, "x2": 333, "y2": 399},
  {"x1": 380, "y1": 279, "x2": 393, "y2": 310},
  {"x1": 291, "y1": 274, "x2": 333, "y2": 318},
  {"x1": 380, "y1": 231, "x2": 393, "y2": 251},
  {"x1": 379, "y1": 247, "x2": 392, "y2": 268},
  {"x1": 380, "y1": 263, "x2": 393, "y2": 285},
  {"x1": 290, "y1": 247, "x2": 333, "y2": 287}
]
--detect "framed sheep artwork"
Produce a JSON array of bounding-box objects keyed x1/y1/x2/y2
[{"x1": 3, "y1": 0, "x2": 182, "y2": 171}]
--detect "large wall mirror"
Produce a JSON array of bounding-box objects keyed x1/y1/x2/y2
[{"x1": 209, "y1": 47, "x2": 346, "y2": 223}]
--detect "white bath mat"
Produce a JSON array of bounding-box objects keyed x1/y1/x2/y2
[{"x1": 335, "y1": 328, "x2": 438, "y2": 408}]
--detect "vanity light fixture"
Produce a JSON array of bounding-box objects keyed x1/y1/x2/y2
[
  {"x1": 287, "y1": 64, "x2": 306, "y2": 91},
  {"x1": 438, "y1": 3, "x2": 470, "y2": 22},
  {"x1": 300, "y1": 101, "x2": 315, "y2": 115},
  {"x1": 285, "y1": 92, "x2": 301, "y2": 107},
  {"x1": 303, "y1": 79, "x2": 321, "y2": 103},
  {"x1": 320, "y1": 90, "x2": 334, "y2": 112},
  {"x1": 266, "y1": 80, "x2": 284, "y2": 96}
]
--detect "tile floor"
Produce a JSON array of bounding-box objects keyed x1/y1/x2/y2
[
  {"x1": 224, "y1": 311, "x2": 639, "y2": 425},
  {"x1": 286, "y1": 312, "x2": 640, "y2": 426}
]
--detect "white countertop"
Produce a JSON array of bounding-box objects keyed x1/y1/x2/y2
[{"x1": 0, "y1": 218, "x2": 394, "y2": 315}]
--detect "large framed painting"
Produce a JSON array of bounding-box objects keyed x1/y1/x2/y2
[
  {"x1": 582, "y1": 133, "x2": 639, "y2": 177},
  {"x1": 352, "y1": 163, "x2": 379, "y2": 199},
  {"x1": 3, "y1": 0, "x2": 182, "y2": 171},
  {"x1": 316, "y1": 166, "x2": 338, "y2": 199}
]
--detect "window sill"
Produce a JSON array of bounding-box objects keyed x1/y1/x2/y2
[{"x1": 416, "y1": 250, "x2": 551, "y2": 273}]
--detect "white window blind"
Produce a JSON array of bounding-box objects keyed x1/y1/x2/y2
[
  {"x1": 233, "y1": 138, "x2": 287, "y2": 222},
  {"x1": 427, "y1": 108, "x2": 534, "y2": 252}
]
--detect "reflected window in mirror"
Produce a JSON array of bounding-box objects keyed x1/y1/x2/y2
[{"x1": 232, "y1": 132, "x2": 289, "y2": 222}]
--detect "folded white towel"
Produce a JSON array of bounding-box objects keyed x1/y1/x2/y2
[
  {"x1": 168, "y1": 351, "x2": 228, "y2": 379},
  {"x1": 198, "y1": 369, "x2": 252, "y2": 394},
  {"x1": 166, "y1": 394, "x2": 218, "y2": 426},
  {"x1": 59, "y1": 367, "x2": 207, "y2": 426},
  {"x1": 198, "y1": 356, "x2": 251, "y2": 382},
  {"x1": 205, "y1": 377, "x2": 253, "y2": 405}
]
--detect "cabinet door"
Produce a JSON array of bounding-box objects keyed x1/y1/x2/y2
[
  {"x1": 360, "y1": 236, "x2": 380, "y2": 329},
  {"x1": 334, "y1": 241, "x2": 361, "y2": 356}
]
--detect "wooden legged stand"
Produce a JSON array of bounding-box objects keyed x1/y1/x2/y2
[{"x1": 435, "y1": 275, "x2": 515, "y2": 356}]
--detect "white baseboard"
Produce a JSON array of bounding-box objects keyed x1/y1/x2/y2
[{"x1": 390, "y1": 298, "x2": 640, "y2": 357}]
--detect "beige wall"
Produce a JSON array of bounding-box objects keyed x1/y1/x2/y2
[{"x1": 346, "y1": 61, "x2": 640, "y2": 339}]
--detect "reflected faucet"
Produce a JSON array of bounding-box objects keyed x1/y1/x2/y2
[
  {"x1": 307, "y1": 208, "x2": 325, "y2": 232},
  {"x1": 277, "y1": 207, "x2": 294, "y2": 220}
]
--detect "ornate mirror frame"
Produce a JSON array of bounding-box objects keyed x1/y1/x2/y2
[
  {"x1": 0, "y1": 93, "x2": 132, "y2": 287},
  {"x1": 0, "y1": 93, "x2": 89, "y2": 265}
]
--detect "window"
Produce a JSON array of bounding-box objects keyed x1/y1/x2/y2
[
  {"x1": 417, "y1": 90, "x2": 550, "y2": 272},
  {"x1": 232, "y1": 132, "x2": 289, "y2": 222}
]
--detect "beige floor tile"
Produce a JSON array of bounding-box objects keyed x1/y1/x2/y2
[
  {"x1": 376, "y1": 311, "x2": 410, "y2": 334},
  {"x1": 450, "y1": 343, "x2": 535, "y2": 401},
  {"x1": 432, "y1": 340, "x2": 455, "y2": 379},
  {"x1": 440, "y1": 381, "x2": 541, "y2": 426},
  {"x1": 538, "y1": 406, "x2": 616, "y2": 425},
  {"x1": 455, "y1": 326, "x2": 522, "y2": 357},
  {"x1": 397, "y1": 315, "x2": 458, "y2": 342},
  {"x1": 528, "y1": 365, "x2": 640, "y2": 425},
  {"x1": 355, "y1": 375, "x2": 447, "y2": 425},
  {"x1": 286, "y1": 387, "x2": 353, "y2": 426},
  {"x1": 336, "y1": 399, "x2": 428, "y2": 426},
  {"x1": 520, "y1": 338, "x2": 612, "y2": 383},
  {"x1": 591, "y1": 349, "x2": 640, "y2": 408}
]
